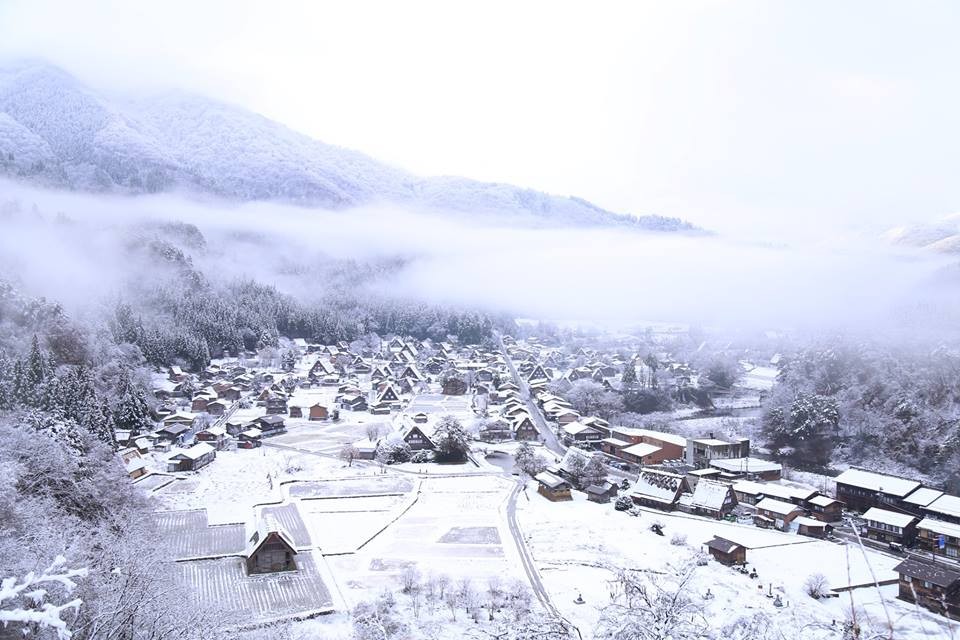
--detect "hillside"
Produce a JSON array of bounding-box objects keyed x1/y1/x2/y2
[{"x1": 0, "y1": 61, "x2": 696, "y2": 231}]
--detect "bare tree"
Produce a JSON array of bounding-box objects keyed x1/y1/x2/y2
[
  {"x1": 596, "y1": 561, "x2": 707, "y2": 640},
  {"x1": 340, "y1": 443, "x2": 359, "y2": 467}
]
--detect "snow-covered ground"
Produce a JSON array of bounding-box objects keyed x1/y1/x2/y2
[{"x1": 515, "y1": 484, "x2": 960, "y2": 639}]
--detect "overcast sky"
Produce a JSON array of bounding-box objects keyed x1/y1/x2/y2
[{"x1": 1, "y1": 1, "x2": 959, "y2": 237}]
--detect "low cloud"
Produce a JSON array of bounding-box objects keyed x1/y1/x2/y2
[{"x1": 0, "y1": 180, "x2": 955, "y2": 338}]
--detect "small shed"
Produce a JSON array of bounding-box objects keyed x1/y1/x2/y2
[
  {"x1": 586, "y1": 482, "x2": 618, "y2": 504},
  {"x1": 535, "y1": 471, "x2": 573, "y2": 502},
  {"x1": 705, "y1": 536, "x2": 746, "y2": 566},
  {"x1": 289, "y1": 406, "x2": 303, "y2": 418},
  {"x1": 795, "y1": 516, "x2": 832, "y2": 539}
]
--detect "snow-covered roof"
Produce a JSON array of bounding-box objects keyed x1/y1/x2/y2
[
  {"x1": 709, "y1": 457, "x2": 782, "y2": 474},
  {"x1": 808, "y1": 495, "x2": 841, "y2": 507},
  {"x1": 793, "y1": 516, "x2": 827, "y2": 528},
  {"x1": 685, "y1": 479, "x2": 731, "y2": 511},
  {"x1": 756, "y1": 498, "x2": 800, "y2": 516},
  {"x1": 126, "y1": 458, "x2": 147, "y2": 472},
  {"x1": 691, "y1": 438, "x2": 732, "y2": 447},
  {"x1": 352, "y1": 438, "x2": 379, "y2": 453},
  {"x1": 834, "y1": 468, "x2": 921, "y2": 497},
  {"x1": 705, "y1": 537, "x2": 741, "y2": 554},
  {"x1": 622, "y1": 443, "x2": 662, "y2": 459},
  {"x1": 632, "y1": 429, "x2": 686, "y2": 448},
  {"x1": 925, "y1": 494, "x2": 960, "y2": 519},
  {"x1": 732, "y1": 480, "x2": 816, "y2": 502},
  {"x1": 917, "y1": 518, "x2": 960, "y2": 539},
  {"x1": 169, "y1": 442, "x2": 215, "y2": 460},
  {"x1": 535, "y1": 471, "x2": 569, "y2": 490},
  {"x1": 902, "y1": 487, "x2": 944, "y2": 507},
  {"x1": 203, "y1": 425, "x2": 226, "y2": 436},
  {"x1": 244, "y1": 518, "x2": 297, "y2": 558},
  {"x1": 630, "y1": 469, "x2": 686, "y2": 504},
  {"x1": 863, "y1": 507, "x2": 917, "y2": 529},
  {"x1": 600, "y1": 437, "x2": 629, "y2": 447},
  {"x1": 241, "y1": 428, "x2": 262, "y2": 438},
  {"x1": 562, "y1": 422, "x2": 599, "y2": 436}
]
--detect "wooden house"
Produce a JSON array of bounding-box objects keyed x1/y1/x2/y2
[
  {"x1": 191, "y1": 396, "x2": 211, "y2": 412},
  {"x1": 807, "y1": 494, "x2": 844, "y2": 523},
  {"x1": 705, "y1": 537, "x2": 746, "y2": 566},
  {"x1": 678, "y1": 479, "x2": 737, "y2": 520},
  {"x1": 708, "y1": 457, "x2": 782, "y2": 481},
  {"x1": 238, "y1": 428, "x2": 263, "y2": 448},
  {"x1": 205, "y1": 400, "x2": 227, "y2": 417},
  {"x1": 862, "y1": 507, "x2": 918, "y2": 545},
  {"x1": 289, "y1": 405, "x2": 303, "y2": 418},
  {"x1": 166, "y1": 442, "x2": 216, "y2": 472},
  {"x1": 795, "y1": 516, "x2": 832, "y2": 539},
  {"x1": 916, "y1": 518, "x2": 960, "y2": 560},
  {"x1": 754, "y1": 498, "x2": 803, "y2": 531},
  {"x1": 512, "y1": 415, "x2": 540, "y2": 441},
  {"x1": 629, "y1": 469, "x2": 690, "y2": 511},
  {"x1": 244, "y1": 522, "x2": 298, "y2": 574},
  {"x1": 403, "y1": 425, "x2": 435, "y2": 451},
  {"x1": 265, "y1": 394, "x2": 288, "y2": 415},
  {"x1": 257, "y1": 414, "x2": 286, "y2": 436},
  {"x1": 155, "y1": 423, "x2": 191, "y2": 444},
  {"x1": 834, "y1": 468, "x2": 922, "y2": 513},
  {"x1": 894, "y1": 558, "x2": 960, "y2": 619},
  {"x1": 586, "y1": 482, "x2": 619, "y2": 504},
  {"x1": 924, "y1": 495, "x2": 960, "y2": 525},
  {"x1": 309, "y1": 403, "x2": 329, "y2": 421},
  {"x1": 535, "y1": 471, "x2": 572, "y2": 502},
  {"x1": 195, "y1": 425, "x2": 229, "y2": 450}
]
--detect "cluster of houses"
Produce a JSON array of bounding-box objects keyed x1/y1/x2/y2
[{"x1": 830, "y1": 467, "x2": 960, "y2": 618}]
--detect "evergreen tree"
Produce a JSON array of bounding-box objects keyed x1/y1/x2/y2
[
  {"x1": 113, "y1": 367, "x2": 152, "y2": 435},
  {"x1": 432, "y1": 415, "x2": 471, "y2": 463},
  {"x1": 621, "y1": 363, "x2": 637, "y2": 388}
]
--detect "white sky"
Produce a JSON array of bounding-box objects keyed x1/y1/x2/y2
[{"x1": 1, "y1": 0, "x2": 959, "y2": 237}]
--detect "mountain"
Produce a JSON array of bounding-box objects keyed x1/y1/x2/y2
[
  {"x1": 885, "y1": 214, "x2": 960, "y2": 254},
  {"x1": 0, "y1": 61, "x2": 696, "y2": 231}
]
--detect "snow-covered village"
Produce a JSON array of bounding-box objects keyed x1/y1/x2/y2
[{"x1": 5, "y1": 3, "x2": 960, "y2": 640}]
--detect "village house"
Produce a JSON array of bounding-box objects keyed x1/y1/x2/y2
[
  {"x1": 862, "y1": 507, "x2": 919, "y2": 545},
  {"x1": 684, "y1": 435, "x2": 751, "y2": 469},
  {"x1": 195, "y1": 425, "x2": 229, "y2": 450},
  {"x1": 265, "y1": 393, "x2": 288, "y2": 415},
  {"x1": 894, "y1": 558, "x2": 960, "y2": 619},
  {"x1": 708, "y1": 457, "x2": 782, "y2": 481},
  {"x1": 244, "y1": 521, "x2": 298, "y2": 574},
  {"x1": 754, "y1": 498, "x2": 803, "y2": 531},
  {"x1": 205, "y1": 400, "x2": 228, "y2": 417},
  {"x1": 309, "y1": 403, "x2": 329, "y2": 421},
  {"x1": 585, "y1": 481, "x2": 619, "y2": 504},
  {"x1": 257, "y1": 414, "x2": 286, "y2": 436},
  {"x1": 731, "y1": 480, "x2": 818, "y2": 508},
  {"x1": 561, "y1": 422, "x2": 603, "y2": 447},
  {"x1": 678, "y1": 479, "x2": 737, "y2": 520},
  {"x1": 807, "y1": 494, "x2": 845, "y2": 523},
  {"x1": 352, "y1": 438, "x2": 380, "y2": 460},
  {"x1": 166, "y1": 442, "x2": 216, "y2": 472},
  {"x1": 620, "y1": 442, "x2": 664, "y2": 466},
  {"x1": 534, "y1": 471, "x2": 573, "y2": 502},
  {"x1": 238, "y1": 428, "x2": 263, "y2": 448},
  {"x1": 834, "y1": 467, "x2": 922, "y2": 513},
  {"x1": 402, "y1": 425, "x2": 435, "y2": 451},
  {"x1": 629, "y1": 469, "x2": 690, "y2": 511},
  {"x1": 901, "y1": 487, "x2": 945, "y2": 516},
  {"x1": 686, "y1": 468, "x2": 723, "y2": 489},
  {"x1": 924, "y1": 494, "x2": 960, "y2": 525},
  {"x1": 705, "y1": 537, "x2": 746, "y2": 566},
  {"x1": 155, "y1": 423, "x2": 191, "y2": 444},
  {"x1": 916, "y1": 518, "x2": 960, "y2": 560},
  {"x1": 288, "y1": 405, "x2": 303, "y2": 418},
  {"x1": 512, "y1": 414, "x2": 540, "y2": 441},
  {"x1": 794, "y1": 516, "x2": 832, "y2": 539}
]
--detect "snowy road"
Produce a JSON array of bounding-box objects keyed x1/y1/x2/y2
[
  {"x1": 496, "y1": 333, "x2": 564, "y2": 455},
  {"x1": 505, "y1": 481, "x2": 582, "y2": 638}
]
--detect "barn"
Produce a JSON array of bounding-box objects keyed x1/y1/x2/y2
[{"x1": 244, "y1": 522, "x2": 298, "y2": 575}]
